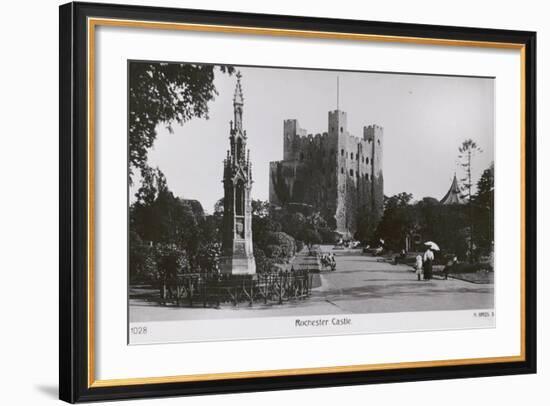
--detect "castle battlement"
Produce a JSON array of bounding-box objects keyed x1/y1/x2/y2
[{"x1": 270, "y1": 109, "x2": 384, "y2": 237}]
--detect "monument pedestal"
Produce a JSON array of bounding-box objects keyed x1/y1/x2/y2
[
  {"x1": 220, "y1": 239, "x2": 256, "y2": 275},
  {"x1": 220, "y1": 255, "x2": 256, "y2": 275}
]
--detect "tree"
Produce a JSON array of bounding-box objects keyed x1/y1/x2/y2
[
  {"x1": 414, "y1": 199, "x2": 468, "y2": 259},
  {"x1": 386, "y1": 192, "x2": 414, "y2": 209},
  {"x1": 419, "y1": 196, "x2": 440, "y2": 206},
  {"x1": 355, "y1": 207, "x2": 377, "y2": 243},
  {"x1": 129, "y1": 230, "x2": 156, "y2": 284},
  {"x1": 474, "y1": 162, "x2": 494, "y2": 210},
  {"x1": 280, "y1": 212, "x2": 307, "y2": 239},
  {"x1": 414, "y1": 197, "x2": 440, "y2": 243},
  {"x1": 374, "y1": 192, "x2": 414, "y2": 251},
  {"x1": 131, "y1": 167, "x2": 199, "y2": 245},
  {"x1": 151, "y1": 242, "x2": 189, "y2": 301},
  {"x1": 253, "y1": 247, "x2": 276, "y2": 273},
  {"x1": 251, "y1": 199, "x2": 271, "y2": 218},
  {"x1": 129, "y1": 167, "x2": 223, "y2": 285},
  {"x1": 129, "y1": 62, "x2": 234, "y2": 182},
  {"x1": 458, "y1": 139, "x2": 483, "y2": 202},
  {"x1": 299, "y1": 228, "x2": 322, "y2": 255},
  {"x1": 266, "y1": 231, "x2": 296, "y2": 259},
  {"x1": 472, "y1": 163, "x2": 494, "y2": 256},
  {"x1": 458, "y1": 139, "x2": 483, "y2": 261},
  {"x1": 252, "y1": 211, "x2": 283, "y2": 256}
]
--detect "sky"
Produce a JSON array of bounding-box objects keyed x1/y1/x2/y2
[{"x1": 136, "y1": 64, "x2": 494, "y2": 214}]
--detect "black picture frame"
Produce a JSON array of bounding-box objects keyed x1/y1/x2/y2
[{"x1": 59, "y1": 1, "x2": 537, "y2": 403}]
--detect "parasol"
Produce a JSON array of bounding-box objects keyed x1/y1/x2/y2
[{"x1": 424, "y1": 241, "x2": 440, "y2": 251}]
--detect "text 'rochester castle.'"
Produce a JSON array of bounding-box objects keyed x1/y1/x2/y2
[{"x1": 269, "y1": 108, "x2": 384, "y2": 237}]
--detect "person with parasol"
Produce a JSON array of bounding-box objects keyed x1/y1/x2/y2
[{"x1": 423, "y1": 241, "x2": 440, "y2": 280}]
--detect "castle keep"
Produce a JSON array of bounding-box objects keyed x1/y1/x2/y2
[{"x1": 269, "y1": 109, "x2": 384, "y2": 237}]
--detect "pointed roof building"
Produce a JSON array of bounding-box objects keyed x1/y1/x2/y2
[{"x1": 440, "y1": 174, "x2": 466, "y2": 205}]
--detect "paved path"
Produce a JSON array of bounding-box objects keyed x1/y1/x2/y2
[
  {"x1": 313, "y1": 246, "x2": 493, "y2": 314},
  {"x1": 130, "y1": 246, "x2": 493, "y2": 322}
]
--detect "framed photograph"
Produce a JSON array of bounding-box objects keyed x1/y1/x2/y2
[{"x1": 59, "y1": 2, "x2": 536, "y2": 403}]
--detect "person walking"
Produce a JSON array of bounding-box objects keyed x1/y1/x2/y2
[
  {"x1": 443, "y1": 256, "x2": 458, "y2": 280},
  {"x1": 415, "y1": 254, "x2": 423, "y2": 281},
  {"x1": 423, "y1": 247, "x2": 434, "y2": 280}
]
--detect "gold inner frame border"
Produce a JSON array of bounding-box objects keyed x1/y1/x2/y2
[{"x1": 86, "y1": 17, "x2": 527, "y2": 388}]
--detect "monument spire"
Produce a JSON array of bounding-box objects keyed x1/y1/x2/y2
[
  {"x1": 222, "y1": 73, "x2": 256, "y2": 275},
  {"x1": 234, "y1": 71, "x2": 244, "y2": 105},
  {"x1": 233, "y1": 71, "x2": 244, "y2": 131}
]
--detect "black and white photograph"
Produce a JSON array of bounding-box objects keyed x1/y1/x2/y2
[{"x1": 128, "y1": 61, "x2": 495, "y2": 344}]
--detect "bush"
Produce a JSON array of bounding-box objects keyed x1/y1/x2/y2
[
  {"x1": 265, "y1": 231, "x2": 296, "y2": 259},
  {"x1": 298, "y1": 228, "x2": 322, "y2": 253},
  {"x1": 265, "y1": 244, "x2": 283, "y2": 259},
  {"x1": 254, "y1": 247, "x2": 276, "y2": 273}
]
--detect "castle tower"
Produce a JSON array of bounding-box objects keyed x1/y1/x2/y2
[
  {"x1": 221, "y1": 73, "x2": 256, "y2": 275},
  {"x1": 269, "y1": 78, "x2": 384, "y2": 239},
  {"x1": 364, "y1": 125, "x2": 384, "y2": 222}
]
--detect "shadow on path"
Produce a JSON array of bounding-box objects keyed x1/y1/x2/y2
[{"x1": 314, "y1": 282, "x2": 493, "y2": 301}]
